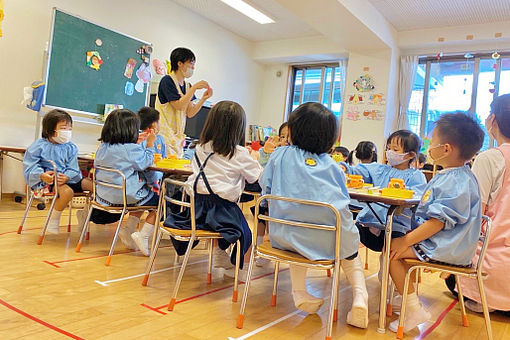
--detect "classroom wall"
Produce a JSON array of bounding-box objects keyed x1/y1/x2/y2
[
  {"x1": 256, "y1": 64, "x2": 289, "y2": 129},
  {"x1": 0, "y1": 0, "x2": 263, "y2": 193}
]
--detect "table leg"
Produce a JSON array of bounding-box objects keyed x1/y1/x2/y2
[
  {"x1": 0, "y1": 152, "x2": 4, "y2": 201},
  {"x1": 377, "y1": 206, "x2": 396, "y2": 333}
]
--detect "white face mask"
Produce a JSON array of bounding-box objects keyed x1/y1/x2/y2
[
  {"x1": 54, "y1": 129, "x2": 72, "y2": 144},
  {"x1": 385, "y1": 150, "x2": 409, "y2": 167},
  {"x1": 183, "y1": 67, "x2": 193, "y2": 78}
]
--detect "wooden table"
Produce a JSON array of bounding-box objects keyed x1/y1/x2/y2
[
  {"x1": 148, "y1": 165, "x2": 192, "y2": 177},
  {"x1": 348, "y1": 189, "x2": 421, "y2": 333},
  {"x1": 0, "y1": 146, "x2": 27, "y2": 201}
]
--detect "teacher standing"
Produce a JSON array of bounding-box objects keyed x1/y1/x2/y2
[{"x1": 156, "y1": 47, "x2": 212, "y2": 157}]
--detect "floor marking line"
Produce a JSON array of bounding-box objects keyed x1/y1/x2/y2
[
  {"x1": 417, "y1": 299, "x2": 458, "y2": 339},
  {"x1": 0, "y1": 298, "x2": 85, "y2": 340},
  {"x1": 228, "y1": 272, "x2": 378, "y2": 340},
  {"x1": 140, "y1": 303, "x2": 167, "y2": 315}
]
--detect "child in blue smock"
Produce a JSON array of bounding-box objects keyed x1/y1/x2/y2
[
  {"x1": 260, "y1": 102, "x2": 369, "y2": 329},
  {"x1": 165, "y1": 101, "x2": 262, "y2": 279},
  {"x1": 342, "y1": 131, "x2": 427, "y2": 255},
  {"x1": 23, "y1": 109, "x2": 92, "y2": 234},
  {"x1": 94, "y1": 109, "x2": 160, "y2": 256},
  {"x1": 388, "y1": 113, "x2": 485, "y2": 333},
  {"x1": 138, "y1": 106, "x2": 166, "y2": 193}
]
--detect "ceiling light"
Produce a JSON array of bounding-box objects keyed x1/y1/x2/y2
[{"x1": 220, "y1": 0, "x2": 274, "y2": 24}]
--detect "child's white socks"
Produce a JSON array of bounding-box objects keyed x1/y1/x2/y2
[
  {"x1": 47, "y1": 209, "x2": 62, "y2": 234},
  {"x1": 342, "y1": 255, "x2": 369, "y2": 329},
  {"x1": 119, "y1": 215, "x2": 139, "y2": 250},
  {"x1": 389, "y1": 292, "x2": 431, "y2": 333},
  {"x1": 131, "y1": 222, "x2": 154, "y2": 256},
  {"x1": 289, "y1": 265, "x2": 324, "y2": 314}
]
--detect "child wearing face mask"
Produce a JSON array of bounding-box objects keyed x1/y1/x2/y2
[
  {"x1": 342, "y1": 130, "x2": 427, "y2": 256},
  {"x1": 23, "y1": 109, "x2": 92, "y2": 234},
  {"x1": 388, "y1": 113, "x2": 484, "y2": 333}
]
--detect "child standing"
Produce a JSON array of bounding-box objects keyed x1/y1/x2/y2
[
  {"x1": 388, "y1": 112, "x2": 484, "y2": 333},
  {"x1": 94, "y1": 109, "x2": 159, "y2": 256},
  {"x1": 165, "y1": 101, "x2": 262, "y2": 278},
  {"x1": 23, "y1": 109, "x2": 92, "y2": 234},
  {"x1": 260, "y1": 103, "x2": 368, "y2": 328}
]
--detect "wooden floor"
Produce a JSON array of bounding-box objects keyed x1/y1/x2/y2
[{"x1": 0, "y1": 197, "x2": 509, "y2": 340}]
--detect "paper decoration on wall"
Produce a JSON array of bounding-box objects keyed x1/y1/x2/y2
[
  {"x1": 124, "y1": 81, "x2": 134, "y2": 96},
  {"x1": 124, "y1": 58, "x2": 137, "y2": 78},
  {"x1": 368, "y1": 93, "x2": 386, "y2": 105},
  {"x1": 353, "y1": 74, "x2": 375, "y2": 92},
  {"x1": 136, "y1": 63, "x2": 152, "y2": 84},
  {"x1": 0, "y1": 0, "x2": 4, "y2": 37},
  {"x1": 153, "y1": 59, "x2": 166, "y2": 75},
  {"x1": 165, "y1": 59, "x2": 172, "y2": 75},
  {"x1": 346, "y1": 110, "x2": 360, "y2": 121},
  {"x1": 135, "y1": 80, "x2": 144, "y2": 93},
  {"x1": 436, "y1": 52, "x2": 443, "y2": 60},
  {"x1": 363, "y1": 109, "x2": 384, "y2": 120},
  {"x1": 86, "y1": 51, "x2": 103, "y2": 71},
  {"x1": 348, "y1": 94, "x2": 363, "y2": 104}
]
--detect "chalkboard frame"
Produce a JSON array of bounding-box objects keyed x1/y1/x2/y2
[{"x1": 42, "y1": 7, "x2": 152, "y2": 117}]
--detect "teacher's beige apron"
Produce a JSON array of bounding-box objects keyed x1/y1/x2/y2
[{"x1": 155, "y1": 72, "x2": 190, "y2": 158}]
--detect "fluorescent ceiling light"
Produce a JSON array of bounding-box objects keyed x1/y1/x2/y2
[{"x1": 220, "y1": 0, "x2": 274, "y2": 24}]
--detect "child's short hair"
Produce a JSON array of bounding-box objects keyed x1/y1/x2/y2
[
  {"x1": 278, "y1": 122, "x2": 288, "y2": 136},
  {"x1": 42, "y1": 109, "x2": 72, "y2": 139},
  {"x1": 347, "y1": 141, "x2": 377, "y2": 164},
  {"x1": 418, "y1": 153, "x2": 426, "y2": 164},
  {"x1": 334, "y1": 146, "x2": 349, "y2": 159},
  {"x1": 170, "y1": 47, "x2": 195, "y2": 72},
  {"x1": 99, "y1": 109, "x2": 140, "y2": 144},
  {"x1": 490, "y1": 93, "x2": 510, "y2": 138},
  {"x1": 435, "y1": 112, "x2": 484, "y2": 161},
  {"x1": 199, "y1": 101, "x2": 246, "y2": 159},
  {"x1": 288, "y1": 102, "x2": 337, "y2": 154},
  {"x1": 386, "y1": 130, "x2": 421, "y2": 165},
  {"x1": 138, "y1": 106, "x2": 160, "y2": 131}
]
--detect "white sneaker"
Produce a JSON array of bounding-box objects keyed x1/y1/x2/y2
[
  {"x1": 391, "y1": 293, "x2": 403, "y2": 313},
  {"x1": 389, "y1": 306, "x2": 431, "y2": 333},
  {"x1": 292, "y1": 290, "x2": 324, "y2": 314},
  {"x1": 46, "y1": 218, "x2": 60, "y2": 234},
  {"x1": 213, "y1": 247, "x2": 234, "y2": 269},
  {"x1": 255, "y1": 257, "x2": 270, "y2": 267},
  {"x1": 224, "y1": 268, "x2": 248, "y2": 282},
  {"x1": 465, "y1": 300, "x2": 494, "y2": 313},
  {"x1": 131, "y1": 231, "x2": 150, "y2": 256},
  {"x1": 119, "y1": 228, "x2": 137, "y2": 250},
  {"x1": 347, "y1": 292, "x2": 369, "y2": 328}
]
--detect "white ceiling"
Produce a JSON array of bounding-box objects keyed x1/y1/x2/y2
[
  {"x1": 368, "y1": 0, "x2": 510, "y2": 31},
  {"x1": 171, "y1": 0, "x2": 319, "y2": 42}
]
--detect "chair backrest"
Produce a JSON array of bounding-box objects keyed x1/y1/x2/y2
[
  {"x1": 161, "y1": 178, "x2": 195, "y2": 231},
  {"x1": 255, "y1": 194, "x2": 342, "y2": 262},
  {"x1": 92, "y1": 165, "x2": 127, "y2": 208},
  {"x1": 476, "y1": 215, "x2": 493, "y2": 274}
]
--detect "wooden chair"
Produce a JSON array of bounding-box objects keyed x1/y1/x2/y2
[
  {"x1": 17, "y1": 160, "x2": 89, "y2": 244},
  {"x1": 236, "y1": 194, "x2": 343, "y2": 340},
  {"x1": 75, "y1": 166, "x2": 156, "y2": 266},
  {"x1": 141, "y1": 178, "x2": 241, "y2": 310},
  {"x1": 395, "y1": 215, "x2": 493, "y2": 339}
]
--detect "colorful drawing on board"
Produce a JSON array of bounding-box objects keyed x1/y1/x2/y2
[
  {"x1": 124, "y1": 58, "x2": 137, "y2": 78},
  {"x1": 125, "y1": 81, "x2": 134, "y2": 96},
  {"x1": 135, "y1": 79, "x2": 144, "y2": 93},
  {"x1": 348, "y1": 94, "x2": 363, "y2": 104},
  {"x1": 136, "y1": 63, "x2": 152, "y2": 84},
  {"x1": 104, "y1": 104, "x2": 123, "y2": 117},
  {"x1": 362, "y1": 109, "x2": 384, "y2": 120},
  {"x1": 368, "y1": 93, "x2": 385, "y2": 105},
  {"x1": 346, "y1": 110, "x2": 360, "y2": 121},
  {"x1": 152, "y1": 59, "x2": 166, "y2": 75},
  {"x1": 353, "y1": 74, "x2": 375, "y2": 92},
  {"x1": 86, "y1": 51, "x2": 103, "y2": 71}
]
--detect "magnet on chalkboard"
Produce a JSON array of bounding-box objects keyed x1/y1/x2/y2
[
  {"x1": 135, "y1": 79, "x2": 144, "y2": 93},
  {"x1": 143, "y1": 45, "x2": 153, "y2": 54},
  {"x1": 95, "y1": 38, "x2": 102, "y2": 46},
  {"x1": 125, "y1": 81, "x2": 134, "y2": 96}
]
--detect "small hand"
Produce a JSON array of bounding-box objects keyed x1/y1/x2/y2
[
  {"x1": 146, "y1": 129, "x2": 156, "y2": 147},
  {"x1": 263, "y1": 136, "x2": 279, "y2": 154},
  {"x1": 137, "y1": 131, "x2": 148, "y2": 144},
  {"x1": 40, "y1": 171, "x2": 54, "y2": 184},
  {"x1": 202, "y1": 87, "x2": 213, "y2": 100},
  {"x1": 193, "y1": 80, "x2": 209, "y2": 90},
  {"x1": 56, "y1": 173, "x2": 69, "y2": 186},
  {"x1": 389, "y1": 236, "x2": 409, "y2": 260}
]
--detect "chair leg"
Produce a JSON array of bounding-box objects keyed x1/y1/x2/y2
[
  {"x1": 142, "y1": 228, "x2": 163, "y2": 286},
  {"x1": 168, "y1": 236, "x2": 196, "y2": 311},
  {"x1": 232, "y1": 240, "x2": 241, "y2": 302},
  {"x1": 396, "y1": 268, "x2": 414, "y2": 339},
  {"x1": 455, "y1": 275, "x2": 469, "y2": 327},
  {"x1": 271, "y1": 262, "x2": 279, "y2": 307},
  {"x1": 207, "y1": 239, "x2": 213, "y2": 284},
  {"x1": 236, "y1": 243, "x2": 256, "y2": 328},
  {"x1": 105, "y1": 210, "x2": 126, "y2": 266},
  {"x1": 38, "y1": 194, "x2": 58, "y2": 245},
  {"x1": 76, "y1": 207, "x2": 93, "y2": 252},
  {"x1": 18, "y1": 192, "x2": 34, "y2": 234},
  {"x1": 332, "y1": 266, "x2": 339, "y2": 322},
  {"x1": 67, "y1": 203, "x2": 72, "y2": 232},
  {"x1": 477, "y1": 275, "x2": 493, "y2": 340},
  {"x1": 325, "y1": 262, "x2": 341, "y2": 340},
  {"x1": 387, "y1": 280, "x2": 395, "y2": 316},
  {"x1": 365, "y1": 246, "x2": 369, "y2": 270},
  {"x1": 327, "y1": 269, "x2": 331, "y2": 277}
]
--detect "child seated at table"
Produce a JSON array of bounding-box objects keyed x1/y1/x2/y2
[{"x1": 388, "y1": 112, "x2": 484, "y2": 333}]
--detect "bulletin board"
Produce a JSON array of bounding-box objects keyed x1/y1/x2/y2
[{"x1": 43, "y1": 8, "x2": 152, "y2": 115}]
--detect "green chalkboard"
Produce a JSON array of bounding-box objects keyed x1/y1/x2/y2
[{"x1": 44, "y1": 9, "x2": 151, "y2": 115}]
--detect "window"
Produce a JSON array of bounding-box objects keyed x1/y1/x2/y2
[
  {"x1": 407, "y1": 53, "x2": 510, "y2": 150},
  {"x1": 288, "y1": 64, "x2": 345, "y2": 119}
]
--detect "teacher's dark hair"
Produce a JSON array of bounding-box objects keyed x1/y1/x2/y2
[
  {"x1": 99, "y1": 109, "x2": 140, "y2": 144},
  {"x1": 199, "y1": 101, "x2": 246, "y2": 159},
  {"x1": 170, "y1": 47, "x2": 196, "y2": 72},
  {"x1": 288, "y1": 102, "x2": 337, "y2": 154},
  {"x1": 42, "y1": 109, "x2": 72, "y2": 139}
]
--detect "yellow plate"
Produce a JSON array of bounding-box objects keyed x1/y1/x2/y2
[
  {"x1": 155, "y1": 158, "x2": 191, "y2": 169},
  {"x1": 381, "y1": 188, "x2": 414, "y2": 199}
]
